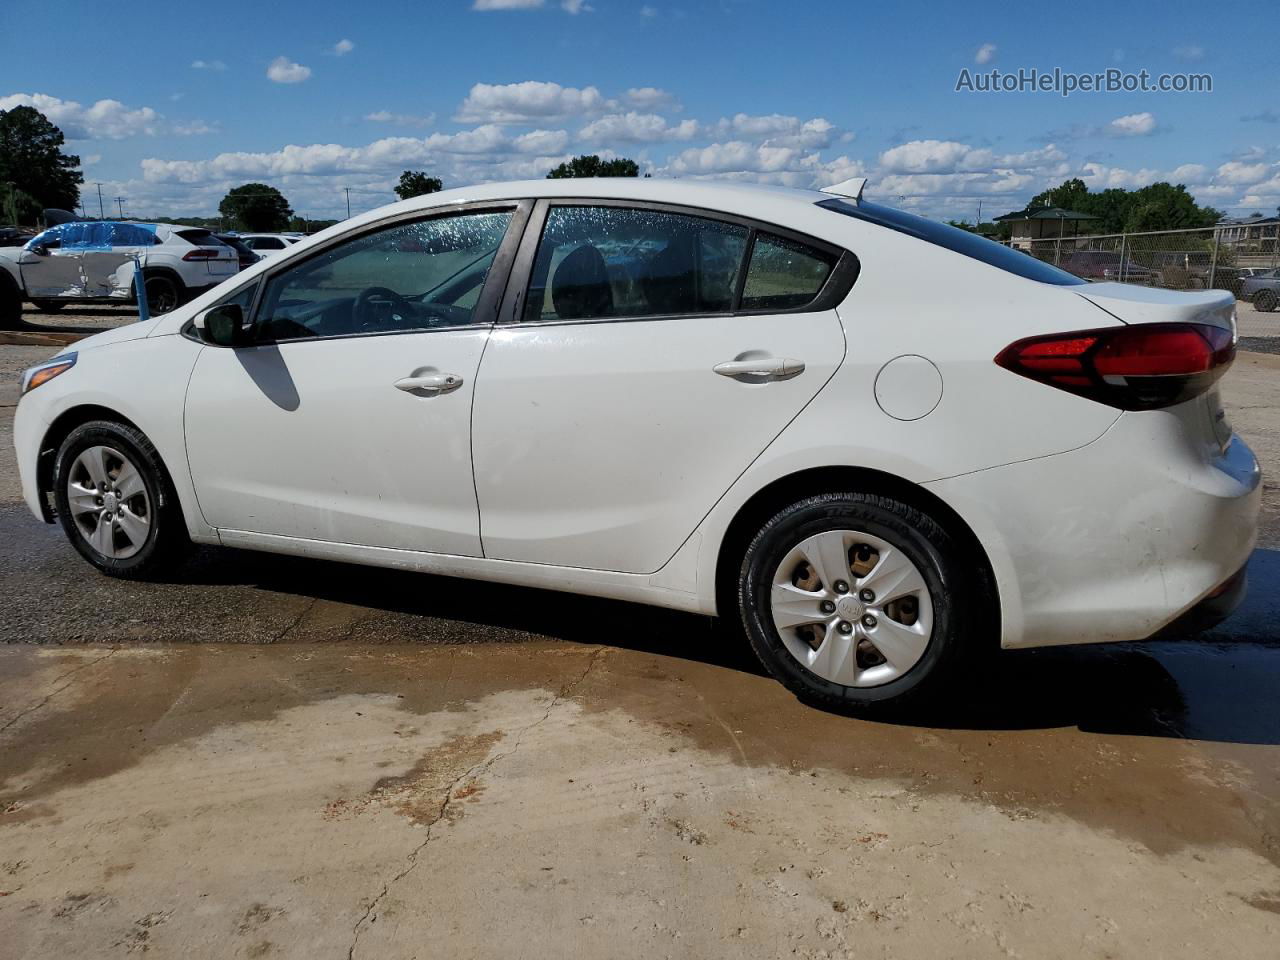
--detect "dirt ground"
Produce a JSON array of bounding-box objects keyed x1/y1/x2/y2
[{"x1": 1, "y1": 304, "x2": 1279, "y2": 958}]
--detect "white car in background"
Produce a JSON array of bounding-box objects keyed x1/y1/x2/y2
[
  {"x1": 0, "y1": 221, "x2": 239, "y2": 325},
  {"x1": 236, "y1": 233, "x2": 303, "y2": 257},
  {"x1": 13, "y1": 178, "x2": 1260, "y2": 710}
]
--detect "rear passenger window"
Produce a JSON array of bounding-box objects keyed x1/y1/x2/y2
[
  {"x1": 523, "y1": 206, "x2": 748, "y2": 323},
  {"x1": 741, "y1": 233, "x2": 837, "y2": 311}
]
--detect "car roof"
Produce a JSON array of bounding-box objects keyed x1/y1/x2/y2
[{"x1": 344, "y1": 178, "x2": 844, "y2": 246}]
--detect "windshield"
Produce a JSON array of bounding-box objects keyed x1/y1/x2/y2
[{"x1": 818, "y1": 198, "x2": 1086, "y2": 286}]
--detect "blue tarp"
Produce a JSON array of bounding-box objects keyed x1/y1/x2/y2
[{"x1": 27, "y1": 221, "x2": 158, "y2": 251}]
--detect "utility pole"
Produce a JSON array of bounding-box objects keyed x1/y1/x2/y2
[
  {"x1": 95, "y1": 183, "x2": 105, "y2": 219},
  {"x1": 976, "y1": 200, "x2": 983, "y2": 228},
  {"x1": 343, "y1": 187, "x2": 351, "y2": 219},
  {"x1": 114, "y1": 197, "x2": 126, "y2": 218}
]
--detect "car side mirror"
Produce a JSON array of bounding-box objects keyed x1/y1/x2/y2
[
  {"x1": 194, "y1": 303, "x2": 249, "y2": 347},
  {"x1": 29, "y1": 243, "x2": 49, "y2": 257}
]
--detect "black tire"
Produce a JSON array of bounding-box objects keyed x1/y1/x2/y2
[
  {"x1": 738, "y1": 492, "x2": 985, "y2": 710},
  {"x1": 31, "y1": 299, "x2": 67, "y2": 314},
  {"x1": 0, "y1": 271, "x2": 22, "y2": 330},
  {"x1": 1255, "y1": 290, "x2": 1278, "y2": 313},
  {"x1": 141, "y1": 273, "x2": 183, "y2": 315},
  {"x1": 52, "y1": 420, "x2": 188, "y2": 579}
]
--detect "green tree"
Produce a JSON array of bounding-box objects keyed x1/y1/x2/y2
[
  {"x1": 0, "y1": 105, "x2": 83, "y2": 216},
  {"x1": 1005, "y1": 177, "x2": 1222, "y2": 235},
  {"x1": 394, "y1": 170, "x2": 443, "y2": 200},
  {"x1": 546, "y1": 155, "x2": 640, "y2": 179},
  {"x1": 218, "y1": 183, "x2": 293, "y2": 232}
]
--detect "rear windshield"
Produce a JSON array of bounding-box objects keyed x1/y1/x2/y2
[
  {"x1": 818, "y1": 198, "x2": 1085, "y2": 286},
  {"x1": 176, "y1": 228, "x2": 226, "y2": 246}
]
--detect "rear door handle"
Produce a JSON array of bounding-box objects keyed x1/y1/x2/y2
[
  {"x1": 394, "y1": 373, "x2": 464, "y2": 395},
  {"x1": 712, "y1": 357, "x2": 805, "y2": 382}
]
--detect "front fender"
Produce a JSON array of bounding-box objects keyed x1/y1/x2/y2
[{"x1": 19, "y1": 333, "x2": 214, "y2": 541}]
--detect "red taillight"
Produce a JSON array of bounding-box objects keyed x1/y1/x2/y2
[
  {"x1": 182, "y1": 248, "x2": 220, "y2": 261},
  {"x1": 995, "y1": 323, "x2": 1235, "y2": 410}
]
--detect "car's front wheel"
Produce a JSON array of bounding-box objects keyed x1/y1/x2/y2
[
  {"x1": 738, "y1": 492, "x2": 982, "y2": 709},
  {"x1": 53, "y1": 421, "x2": 188, "y2": 578}
]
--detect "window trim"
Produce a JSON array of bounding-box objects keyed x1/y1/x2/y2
[
  {"x1": 496, "y1": 198, "x2": 859, "y2": 329},
  {"x1": 212, "y1": 200, "x2": 533, "y2": 349}
]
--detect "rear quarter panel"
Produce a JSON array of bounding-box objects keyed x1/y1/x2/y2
[{"x1": 677, "y1": 219, "x2": 1126, "y2": 612}]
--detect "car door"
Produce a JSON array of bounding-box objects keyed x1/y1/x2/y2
[
  {"x1": 184, "y1": 203, "x2": 528, "y2": 555},
  {"x1": 82, "y1": 222, "x2": 156, "y2": 298},
  {"x1": 471, "y1": 201, "x2": 852, "y2": 574},
  {"x1": 18, "y1": 227, "x2": 84, "y2": 297}
]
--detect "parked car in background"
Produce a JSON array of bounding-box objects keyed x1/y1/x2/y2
[
  {"x1": 216, "y1": 233, "x2": 261, "y2": 271},
  {"x1": 237, "y1": 233, "x2": 302, "y2": 257},
  {"x1": 1060, "y1": 250, "x2": 1161, "y2": 284},
  {"x1": 0, "y1": 221, "x2": 239, "y2": 324},
  {"x1": 1240, "y1": 268, "x2": 1280, "y2": 311},
  {"x1": 0, "y1": 226, "x2": 36, "y2": 247},
  {"x1": 12, "y1": 179, "x2": 1258, "y2": 710}
]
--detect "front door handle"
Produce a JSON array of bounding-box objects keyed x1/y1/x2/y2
[
  {"x1": 394, "y1": 372, "x2": 464, "y2": 395},
  {"x1": 712, "y1": 357, "x2": 805, "y2": 382}
]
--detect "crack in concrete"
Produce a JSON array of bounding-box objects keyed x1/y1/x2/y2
[
  {"x1": 273, "y1": 597, "x2": 318, "y2": 643},
  {"x1": 0, "y1": 647, "x2": 117, "y2": 734},
  {"x1": 346, "y1": 645, "x2": 606, "y2": 960}
]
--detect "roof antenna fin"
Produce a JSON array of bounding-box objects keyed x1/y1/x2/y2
[{"x1": 820, "y1": 177, "x2": 867, "y2": 202}]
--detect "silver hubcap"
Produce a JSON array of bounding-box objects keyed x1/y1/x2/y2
[
  {"x1": 770, "y1": 529, "x2": 934, "y2": 687},
  {"x1": 65, "y1": 445, "x2": 151, "y2": 560}
]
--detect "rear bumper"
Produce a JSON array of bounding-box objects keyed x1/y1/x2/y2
[
  {"x1": 1145, "y1": 564, "x2": 1248, "y2": 640},
  {"x1": 926, "y1": 415, "x2": 1261, "y2": 650}
]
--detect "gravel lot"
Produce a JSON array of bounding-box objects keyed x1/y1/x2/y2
[{"x1": 2, "y1": 302, "x2": 1278, "y2": 959}]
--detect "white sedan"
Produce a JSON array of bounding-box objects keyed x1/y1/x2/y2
[{"x1": 14, "y1": 178, "x2": 1260, "y2": 709}]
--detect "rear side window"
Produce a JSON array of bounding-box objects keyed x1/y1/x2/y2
[
  {"x1": 249, "y1": 237, "x2": 285, "y2": 250},
  {"x1": 819, "y1": 198, "x2": 1086, "y2": 286},
  {"x1": 741, "y1": 233, "x2": 838, "y2": 311},
  {"x1": 524, "y1": 206, "x2": 749, "y2": 322},
  {"x1": 176, "y1": 228, "x2": 225, "y2": 246}
]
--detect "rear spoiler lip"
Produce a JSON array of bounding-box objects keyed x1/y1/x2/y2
[{"x1": 1073, "y1": 282, "x2": 1236, "y2": 333}]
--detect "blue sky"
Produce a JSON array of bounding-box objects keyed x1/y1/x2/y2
[{"x1": 3, "y1": 0, "x2": 1278, "y2": 221}]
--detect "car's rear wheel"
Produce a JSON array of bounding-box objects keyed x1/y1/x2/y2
[
  {"x1": 31, "y1": 299, "x2": 67, "y2": 314},
  {"x1": 1255, "y1": 290, "x2": 1278, "y2": 313},
  {"x1": 738, "y1": 492, "x2": 981, "y2": 709},
  {"x1": 53, "y1": 421, "x2": 188, "y2": 579},
  {"x1": 142, "y1": 274, "x2": 183, "y2": 315}
]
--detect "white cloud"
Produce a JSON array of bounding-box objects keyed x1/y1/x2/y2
[
  {"x1": 1215, "y1": 160, "x2": 1270, "y2": 185},
  {"x1": 975, "y1": 43, "x2": 997, "y2": 64},
  {"x1": 561, "y1": 0, "x2": 592, "y2": 11},
  {"x1": 0, "y1": 92, "x2": 161, "y2": 139},
  {"x1": 513, "y1": 129, "x2": 570, "y2": 153},
  {"x1": 640, "y1": 4, "x2": 658, "y2": 15},
  {"x1": 472, "y1": 0, "x2": 543, "y2": 8},
  {"x1": 1108, "y1": 112, "x2": 1157, "y2": 136},
  {"x1": 455, "y1": 81, "x2": 607, "y2": 123},
  {"x1": 141, "y1": 124, "x2": 574, "y2": 184},
  {"x1": 578, "y1": 112, "x2": 699, "y2": 143},
  {"x1": 267, "y1": 57, "x2": 312, "y2": 84},
  {"x1": 666, "y1": 141, "x2": 817, "y2": 176},
  {"x1": 711, "y1": 113, "x2": 839, "y2": 149},
  {"x1": 191, "y1": 59, "x2": 227, "y2": 71},
  {"x1": 1172, "y1": 45, "x2": 1205, "y2": 61},
  {"x1": 333, "y1": 39, "x2": 355, "y2": 56},
  {"x1": 624, "y1": 87, "x2": 676, "y2": 110},
  {"x1": 365, "y1": 110, "x2": 436, "y2": 127},
  {"x1": 173, "y1": 120, "x2": 218, "y2": 136}
]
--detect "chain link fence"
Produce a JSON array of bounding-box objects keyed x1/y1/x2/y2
[{"x1": 1013, "y1": 223, "x2": 1280, "y2": 345}]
